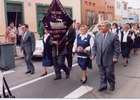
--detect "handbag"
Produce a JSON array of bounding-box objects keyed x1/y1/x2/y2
[
  {"x1": 85, "y1": 51, "x2": 92, "y2": 69},
  {"x1": 87, "y1": 56, "x2": 92, "y2": 69}
]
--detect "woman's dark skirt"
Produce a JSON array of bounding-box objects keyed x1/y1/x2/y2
[
  {"x1": 77, "y1": 57, "x2": 89, "y2": 70},
  {"x1": 42, "y1": 55, "x2": 53, "y2": 67},
  {"x1": 121, "y1": 42, "x2": 130, "y2": 58}
]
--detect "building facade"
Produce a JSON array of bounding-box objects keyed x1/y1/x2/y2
[
  {"x1": 0, "y1": 0, "x2": 81, "y2": 42},
  {"x1": 81, "y1": 0, "x2": 115, "y2": 28},
  {"x1": 128, "y1": 7, "x2": 139, "y2": 23},
  {"x1": 122, "y1": 1, "x2": 128, "y2": 21},
  {"x1": 115, "y1": 0, "x2": 123, "y2": 20}
]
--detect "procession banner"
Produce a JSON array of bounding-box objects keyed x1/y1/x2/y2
[{"x1": 42, "y1": 0, "x2": 73, "y2": 43}]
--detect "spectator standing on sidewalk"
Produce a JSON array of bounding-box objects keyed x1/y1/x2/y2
[
  {"x1": 5, "y1": 22, "x2": 18, "y2": 57},
  {"x1": 21, "y1": 24, "x2": 36, "y2": 75},
  {"x1": 17, "y1": 23, "x2": 23, "y2": 45}
]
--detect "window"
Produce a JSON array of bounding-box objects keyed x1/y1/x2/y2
[
  {"x1": 84, "y1": 1, "x2": 87, "y2": 5},
  {"x1": 89, "y1": 2, "x2": 91, "y2": 6},
  {"x1": 116, "y1": 2, "x2": 121, "y2": 9},
  {"x1": 65, "y1": 8, "x2": 72, "y2": 18},
  {"x1": 37, "y1": 6, "x2": 49, "y2": 14},
  {"x1": 124, "y1": 4, "x2": 127, "y2": 10}
]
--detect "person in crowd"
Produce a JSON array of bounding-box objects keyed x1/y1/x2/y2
[
  {"x1": 126, "y1": 23, "x2": 135, "y2": 57},
  {"x1": 97, "y1": 24, "x2": 102, "y2": 32},
  {"x1": 65, "y1": 25, "x2": 76, "y2": 70},
  {"x1": 21, "y1": 24, "x2": 36, "y2": 75},
  {"x1": 52, "y1": 36, "x2": 70, "y2": 80},
  {"x1": 41, "y1": 27, "x2": 53, "y2": 76},
  {"x1": 133, "y1": 25, "x2": 140, "y2": 54},
  {"x1": 17, "y1": 23, "x2": 23, "y2": 45},
  {"x1": 111, "y1": 23, "x2": 119, "y2": 34},
  {"x1": 118, "y1": 23, "x2": 122, "y2": 31},
  {"x1": 91, "y1": 21, "x2": 120, "y2": 91},
  {"x1": 73, "y1": 25, "x2": 94, "y2": 84},
  {"x1": 118, "y1": 24, "x2": 135, "y2": 67},
  {"x1": 5, "y1": 22, "x2": 18, "y2": 56},
  {"x1": 75, "y1": 22, "x2": 81, "y2": 36}
]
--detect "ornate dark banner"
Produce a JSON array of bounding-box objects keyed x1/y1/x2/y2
[{"x1": 42, "y1": 0, "x2": 73, "y2": 43}]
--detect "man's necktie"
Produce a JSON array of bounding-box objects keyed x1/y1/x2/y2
[{"x1": 102, "y1": 34, "x2": 106, "y2": 50}]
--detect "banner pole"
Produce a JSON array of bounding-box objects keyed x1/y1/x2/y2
[{"x1": 57, "y1": 45, "x2": 58, "y2": 56}]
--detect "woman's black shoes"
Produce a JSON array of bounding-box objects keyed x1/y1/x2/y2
[
  {"x1": 80, "y1": 76, "x2": 87, "y2": 84},
  {"x1": 41, "y1": 72, "x2": 47, "y2": 77}
]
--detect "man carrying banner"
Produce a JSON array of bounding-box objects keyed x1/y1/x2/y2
[
  {"x1": 42, "y1": 0, "x2": 73, "y2": 80},
  {"x1": 52, "y1": 37, "x2": 70, "y2": 80}
]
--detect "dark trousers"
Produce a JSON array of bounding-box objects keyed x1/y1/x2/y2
[
  {"x1": 17, "y1": 35, "x2": 22, "y2": 45},
  {"x1": 98, "y1": 64, "x2": 115, "y2": 88},
  {"x1": 23, "y1": 51, "x2": 35, "y2": 72},
  {"x1": 53, "y1": 55, "x2": 69, "y2": 78},
  {"x1": 66, "y1": 45, "x2": 73, "y2": 69}
]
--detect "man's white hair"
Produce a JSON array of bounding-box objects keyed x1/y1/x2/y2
[{"x1": 100, "y1": 20, "x2": 111, "y2": 27}]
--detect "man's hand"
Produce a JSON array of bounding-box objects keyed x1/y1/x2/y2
[
  {"x1": 91, "y1": 56, "x2": 95, "y2": 60},
  {"x1": 112, "y1": 58, "x2": 118, "y2": 63},
  {"x1": 32, "y1": 49, "x2": 35, "y2": 53},
  {"x1": 65, "y1": 42, "x2": 68, "y2": 46},
  {"x1": 53, "y1": 41, "x2": 58, "y2": 45}
]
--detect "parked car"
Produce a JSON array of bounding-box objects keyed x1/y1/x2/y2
[{"x1": 33, "y1": 39, "x2": 43, "y2": 57}]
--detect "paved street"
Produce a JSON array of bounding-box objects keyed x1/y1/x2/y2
[{"x1": 1, "y1": 48, "x2": 140, "y2": 98}]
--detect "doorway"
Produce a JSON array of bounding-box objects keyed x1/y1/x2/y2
[
  {"x1": 5, "y1": 2, "x2": 24, "y2": 45},
  {"x1": 7, "y1": 12, "x2": 22, "y2": 27}
]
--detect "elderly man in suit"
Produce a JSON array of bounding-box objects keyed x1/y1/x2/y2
[
  {"x1": 21, "y1": 24, "x2": 36, "y2": 75},
  {"x1": 91, "y1": 21, "x2": 120, "y2": 91}
]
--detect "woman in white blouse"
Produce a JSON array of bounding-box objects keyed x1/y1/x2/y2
[
  {"x1": 111, "y1": 23, "x2": 119, "y2": 34},
  {"x1": 133, "y1": 25, "x2": 140, "y2": 54},
  {"x1": 118, "y1": 24, "x2": 135, "y2": 66},
  {"x1": 73, "y1": 25, "x2": 94, "y2": 84},
  {"x1": 41, "y1": 27, "x2": 53, "y2": 76}
]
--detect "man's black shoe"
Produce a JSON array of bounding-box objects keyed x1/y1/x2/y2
[
  {"x1": 65, "y1": 71, "x2": 70, "y2": 78},
  {"x1": 54, "y1": 77, "x2": 62, "y2": 80},
  {"x1": 25, "y1": 71, "x2": 31, "y2": 74},
  {"x1": 68, "y1": 67, "x2": 72, "y2": 70},
  {"x1": 31, "y1": 71, "x2": 34, "y2": 75},
  {"x1": 110, "y1": 85, "x2": 115, "y2": 91},
  {"x1": 98, "y1": 87, "x2": 107, "y2": 92}
]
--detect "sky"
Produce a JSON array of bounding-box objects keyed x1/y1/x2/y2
[{"x1": 124, "y1": 0, "x2": 140, "y2": 8}]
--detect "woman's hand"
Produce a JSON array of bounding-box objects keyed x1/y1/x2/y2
[{"x1": 77, "y1": 46, "x2": 83, "y2": 52}]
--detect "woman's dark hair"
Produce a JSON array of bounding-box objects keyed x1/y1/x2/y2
[
  {"x1": 126, "y1": 23, "x2": 132, "y2": 29},
  {"x1": 112, "y1": 23, "x2": 118, "y2": 28},
  {"x1": 136, "y1": 25, "x2": 139, "y2": 29},
  {"x1": 9, "y1": 22, "x2": 14, "y2": 25}
]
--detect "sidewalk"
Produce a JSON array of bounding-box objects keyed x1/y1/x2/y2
[{"x1": 15, "y1": 46, "x2": 24, "y2": 60}]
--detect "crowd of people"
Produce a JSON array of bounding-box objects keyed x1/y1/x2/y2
[{"x1": 4, "y1": 20, "x2": 140, "y2": 92}]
